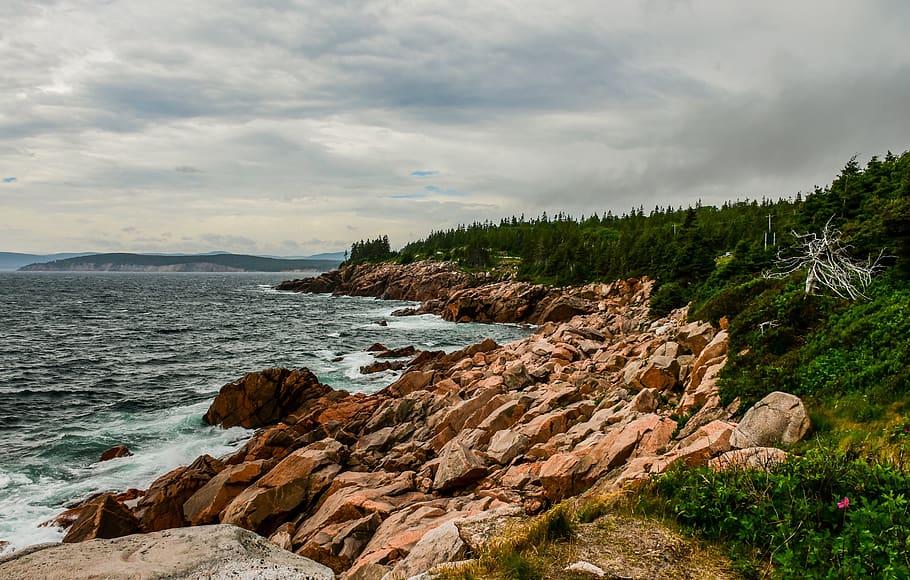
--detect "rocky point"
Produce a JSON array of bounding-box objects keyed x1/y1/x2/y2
[{"x1": 32, "y1": 261, "x2": 810, "y2": 579}]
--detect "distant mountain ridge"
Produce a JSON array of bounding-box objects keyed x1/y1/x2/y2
[
  {"x1": 17, "y1": 252, "x2": 342, "y2": 272},
  {"x1": 0, "y1": 252, "x2": 96, "y2": 271}
]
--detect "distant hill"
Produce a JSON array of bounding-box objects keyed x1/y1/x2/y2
[
  {"x1": 303, "y1": 251, "x2": 347, "y2": 261},
  {"x1": 0, "y1": 252, "x2": 95, "y2": 271},
  {"x1": 18, "y1": 253, "x2": 341, "y2": 272}
]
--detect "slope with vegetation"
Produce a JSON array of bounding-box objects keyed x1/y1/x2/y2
[{"x1": 351, "y1": 150, "x2": 910, "y2": 578}]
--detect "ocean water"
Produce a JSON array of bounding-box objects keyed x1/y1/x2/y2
[{"x1": 0, "y1": 272, "x2": 529, "y2": 551}]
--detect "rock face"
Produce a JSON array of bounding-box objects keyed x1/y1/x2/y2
[
  {"x1": 62, "y1": 495, "x2": 139, "y2": 543},
  {"x1": 276, "y1": 260, "x2": 476, "y2": 302},
  {"x1": 730, "y1": 391, "x2": 810, "y2": 448},
  {"x1": 135, "y1": 455, "x2": 224, "y2": 532},
  {"x1": 0, "y1": 525, "x2": 334, "y2": 580},
  {"x1": 46, "y1": 263, "x2": 802, "y2": 579},
  {"x1": 203, "y1": 368, "x2": 331, "y2": 429},
  {"x1": 275, "y1": 261, "x2": 638, "y2": 325}
]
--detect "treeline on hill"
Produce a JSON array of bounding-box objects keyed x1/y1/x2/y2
[
  {"x1": 347, "y1": 235, "x2": 393, "y2": 264},
  {"x1": 396, "y1": 152, "x2": 908, "y2": 301},
  {"x1": 346, "y1": 151, "x2": 910, "y2": 577}
]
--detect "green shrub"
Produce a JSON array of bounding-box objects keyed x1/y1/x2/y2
[
  {"x1": 649, "y1": 281, "x2": 687, "y2": 318},
  {"x1": 641, "y1": 448, "x2": 910, "y2": 578}
]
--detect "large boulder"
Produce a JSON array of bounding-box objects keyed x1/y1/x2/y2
[
  {"x1": 730, "y1": 392, "x2": 810, "y2": 448},
  {"x1": 62, "y1": 494, "x2": 139, "y2": 543},
  {"x1": 0, "y1": 525, "x2": 334, "y2": 580},
  {"x1": 134, "y1": 454, "x2": 224, "y2": 532},
  {"x1": 182, "y1": 460, "x2": 273, "y2": 525},
  {"x1": 433, "y1": 441, "x2": 487, "y2": 493},
  {"x1": 486, "y1": 429, "x2": 530, "y2": 465},
  {"x1": 203, "y1": 368, "x2": 331, "y2": 429},
  {"x1": 221, "y1": 439, "x2": 344, "y2": 531}
]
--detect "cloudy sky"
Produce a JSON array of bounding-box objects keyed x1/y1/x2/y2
[{"x1": 2, "y1": 1, "x2": 909, "y2": 255}]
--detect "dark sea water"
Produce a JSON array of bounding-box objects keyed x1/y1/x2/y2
[{"x1": 0, "y1": 272, "x2": 528, "y2": 550}]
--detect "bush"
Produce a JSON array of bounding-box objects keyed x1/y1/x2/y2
[
  {"x1": 640, "y1": 448, "x2": 910, "y2": 578},
  {"x1": 649, "y1": 281, "x2": 687, "y2": 318}
]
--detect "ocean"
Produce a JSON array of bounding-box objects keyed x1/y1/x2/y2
[{"x1": 0, "y1": 272, "x2": 528, "y2": 551}]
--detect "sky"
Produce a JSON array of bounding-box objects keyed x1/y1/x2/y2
[{"x1": 2, "y1": 1, "x2": 909, "y2": 255}]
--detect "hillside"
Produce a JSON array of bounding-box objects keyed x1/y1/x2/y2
[
  {"x1": 18, "y1": 253, "x2": 341, "y2": 272},
  {"x1": 0, "y1": 252, "x2": 95, "y2": 271},
  {"x1": 342, "y1": 150, "x2": 910, "y2": 577}
]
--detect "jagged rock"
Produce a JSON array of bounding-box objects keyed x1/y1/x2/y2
[
  {"x1": 297, "y1": 512, "x2": 382, "y2": 573},
  {"x1": 433, "y1": 441, "x2": 487, "y2": 492},
  {"x1": 227, "y1": 423, "x2": 306, "y2": 464},
  {"x1": 278, "y1": 261, "x2": 476, "y2": 303},
  {"x1": 486, "y1": 429, "x2": 530, "y2": 464},
  {"x1": 535, "y1": 295, "x2": 592, "y2": 323},
  {"x1": 375, "y1": 345, "x2": 419, "y2": 359},
  {"x1": 730, "y1": 392, "x2": 810, "y2": 448},
  {"x1": 346, "y1": 497, "x2": 498, "y2": 578},
  {"x1": 41, "y1": 267, "x2": 721, "y2": 579},
  {"x1": 691, "y1": 331, "x2": 729, "y2": 375},
  {"x1": 539, "y1": 413, "x2": 676, "y2": 500},
  {"x1": 386, "y1": 520, "x2": 466, "y2": 579},
  {"x1": 269, "y1": 522, "x2": 296, "y2": 551},
  {"x1": 290, "y1": 471, "x2": 418, "y2": 549},
  {"x1": 635, "y1": 356, "x2": 680, "y2": 391},
  {"x1": 360, "y1": 360, "x2": 407, "y2": 374},
  {"x1": 99, "y1": 445, "x2": 132, "y2": 462},
  {"x1": 678, "y1": 360, "x2": 724, "y2": 415},
  {"x1": 367, "y1": 343, "x2": 388, "y2": 352},
  {"x1": 676, "y1": 321, "x2": 715, "y2": 355},
  {"x1": 672, "y1": 420, "x2": 734, "y2": 467},
  {"x1": 221, "y1": 439, "x2": 344, "y2": 531},
  {"x1": 384, "y1": 371, "x2": 434, "y2": 397},
  {"x1": 203, "y1": 368, "x2": 331, "y2": 429},
  {"x1": 182, "y1": 460, "x2": 272, "y2": 525},
  {"x1": 62, "y1": 494, "x2": 139, "y2": 543},
  {"x1": 0, "y1": 525, "x2": 334, "y2": 580},
  {"x1": 135, "y1": 454, "x2": 224, "y2": 532}
]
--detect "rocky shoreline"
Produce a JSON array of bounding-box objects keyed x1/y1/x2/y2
[
  {"x1": 277, "y1": 260, "x2": 599, "y2": 324},
  {"x1": 5, "y1": 261, "x2": 810, "y2": 579}
]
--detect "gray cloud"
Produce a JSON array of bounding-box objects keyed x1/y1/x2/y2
[{"x1": 1, "y1": 0, "x2": 908, "y2": 254}]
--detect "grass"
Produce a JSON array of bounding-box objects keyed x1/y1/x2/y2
[{"x1": 436, "y1": 495, "x2": 733, "y2": 580}]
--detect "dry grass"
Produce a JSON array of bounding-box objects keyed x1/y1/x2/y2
[{"x1": 435, "y1": 494, "x2": 736, "y2": 580}]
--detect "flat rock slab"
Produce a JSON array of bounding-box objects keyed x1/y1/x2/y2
[{"x1": 0, "y1": 524, "x2": 334, "y2": 580}]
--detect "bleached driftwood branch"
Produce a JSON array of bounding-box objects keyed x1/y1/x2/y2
[{"x1": 763, "y1": 218, "x2": 885, "y2": 300}]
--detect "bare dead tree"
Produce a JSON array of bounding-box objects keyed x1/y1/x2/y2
[{"x1": 763, "y1": 218, "x2": 885, "y2": 300}]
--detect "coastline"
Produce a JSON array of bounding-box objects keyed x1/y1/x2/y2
[{"x1": 3, "y1": 261, "x2": 808, "y2": 578}]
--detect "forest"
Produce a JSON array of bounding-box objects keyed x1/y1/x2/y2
[{"x1": 349, "y1": 151, "x2": 910, "y2": 577}]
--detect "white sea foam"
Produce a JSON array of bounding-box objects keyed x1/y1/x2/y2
[
  {"x1": 0, "y1": 401, "x2": 251, "y2": 554},
  {"x1": 340, "y1": 352, "x2": 377, "y2": 380}
]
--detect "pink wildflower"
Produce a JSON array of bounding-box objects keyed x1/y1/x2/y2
[{"x1": 837, "y1": 497, "x2": 850, "y2": 510}]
